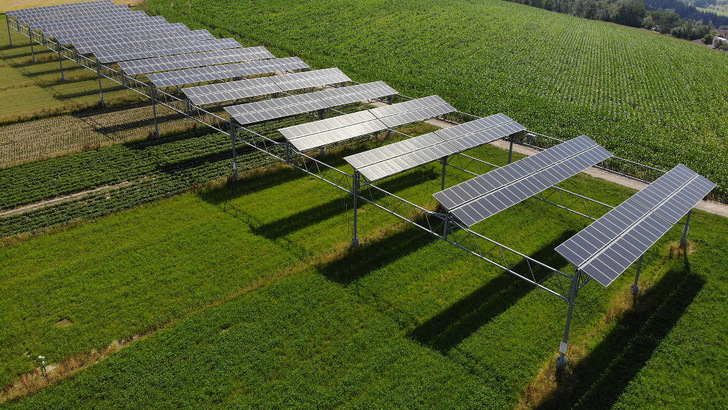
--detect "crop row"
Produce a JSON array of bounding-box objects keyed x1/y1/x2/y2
[
  {"x1": 148, "y1": 0, "x2": 728, "y2": 201},
  {"x1": 0, "y1": 131, "x2": 273, "y2": 237}
]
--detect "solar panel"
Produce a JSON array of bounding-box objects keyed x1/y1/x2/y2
[
  {"x1": 278, "y1": 95, "x2": 455, "y2": 151},
  {"x1": 16, "y1": 7, "x2": 134, "y2": 25},
  {"x1": 345, "y1": 114, "x2": 525, "y2": 181},
  {"x1": 21, "y1": 10, "x2": 152, "y2": 28},
  {"x1": 182, "y1": 68, "x2": 350, "y2": 106},
  {"x1": 370, "y1": 95, "x2": 455, "y2": 128},
  {"x1": 434, "y1": 135, "x2": 612, "y2": 226},
  {"x1": 555, "y1": 164, "x2": 715, "y2": 286},
  {"x1": 226, "y1": 93, "x2": 329, "y2": 125},
  {"x1": 7, "y1": 0, "x2": 116, "y2": 18},
  {"x1": 281, "y1": 110, "x2": 386, "y2": 151},
  {"x1": 7, "y1": 0, "x2": 117, "y2": 15},
  {"x1": 57, "y1": 24, "x2": 191, "y2": 45},
  {"x1": 28, "y1": 15, "x2": 167, "y2": 33},
  {"x1": 40, "y1": 19, "x2": 176, "y2": 39},
  {"x1": 184, "y1": 77, "x2": 281, "y2": 105},
  {"x1": 74, "y1": 30, "x2": 216, "y2": 55},
  {"x1": 315, "y1": 81, "x2": 397, "y2": 107},
  {"x1": 147, "y1": 57, "x2": 309, "y2": 88},
  {"x1": 269, "y1": 68, "x2": 350, "y2": 92},
  {"x1": 95, "y1": 38, "x2": 242, "y2": 63},
  {"x1": 118, "y1": 46, "x2": 273, "y2": 75},
  {"x1": 221, "y1": 81, "x2": 398, "y2": 124}
]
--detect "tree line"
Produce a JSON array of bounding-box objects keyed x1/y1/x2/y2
[{"x1": 505, "y1": 0, "x2": 728, "y2": 41}]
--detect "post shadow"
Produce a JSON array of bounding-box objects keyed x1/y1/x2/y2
[
  {"x1": 537, "y1": 256, "x2": 703, "y2": 409},
  {"x1": 408, "y1": 231, "x2": 576, "y2": 353}
]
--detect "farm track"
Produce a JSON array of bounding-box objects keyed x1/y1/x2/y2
[
  {"x1": 0, "y1": 181, "x2": 133, "y2": 217},
  {"x1": 420, "y1": 116, "x2": 728, "y2": 219}
]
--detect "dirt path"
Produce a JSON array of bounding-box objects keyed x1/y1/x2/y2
[
  {"x1": 424, "y1": 117, "x2": 728, "y2": 218},
  {"x1": 0, "y1": 181, "x2": 132, "y2": 217}
]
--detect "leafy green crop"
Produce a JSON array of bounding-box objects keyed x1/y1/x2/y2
[{"x1": 148, "y1": 0, "x2": 728, "y2": 200}]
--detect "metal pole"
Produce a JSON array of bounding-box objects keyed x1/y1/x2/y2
[
  {"x1": 56, "y1": 40, "x2": 65, "y2": 81},
  {"x1": 631, "y1": 254, "x2": 644, "y2": 296},
  {"x1": 351, "y1": 171, "x2": 360, "y2": 247},
  {"x1": 29, "y1": 31, "x2": 35, "y2": 62},
  {"x1": 443, "y1": 217, "x2": 449, "y2": 240},
  {"x1": 6, "y1": 17, "x2": 12, "y2": 47},
  {"x1": 230, "y1": 120, "x2": 239, "y2": 180},
  {"x1": 150, "y1": 83, "x2": 159, "y2": 136},
  {"x1": 318, "y1": 109, "x2": 325, "y2": 120},
  {"x1": 440, "y1": 157, "x2": 447, "y2": 191},
  {"x1": 508, "y1": 135, "x2": 514, "y2": 164},
  {"x1": 556, "y1": 270, "x2": 581, "y2": 370},
  {"x1": 96, "y1": 60, "x2": 105, "y2": 107},
  {"x1": 680, "y1": 209, "x2": 692, "y2": 248}
]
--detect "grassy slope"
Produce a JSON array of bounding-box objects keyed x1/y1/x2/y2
[
  {"x1": 147, "y1": 0, "x2": 728, "y2": 200},
  {"x1": 2, "y1": 144, "x2": 727, "y2": 407}
]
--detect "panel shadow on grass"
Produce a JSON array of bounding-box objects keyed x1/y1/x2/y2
[
  {"x1": 318, "y1": 227, "x2": 436, "y2": 285},
  {"x1": 198, "y1": 165, "x2": 308, "y2": 206},
  {"x1": 537, "y1": 257, "x2": 703, "y2": 410},
  {"x1": 408, "y1": 231, "x2": 575, "y2": 353},
  {"x1": 251, "y1": 169, "x2": 439, "y2": 239},
  {"x1": 252, "y1": 196, "x2": 351, "y2": 240}
]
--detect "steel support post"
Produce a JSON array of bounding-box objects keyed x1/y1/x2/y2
[
  {"x1": 56, "y1": 40, "x2": 65, "y2": 81},
  {"x1": 150, "y1": 84, "x2": 160, "y2": 136},
  {"x1": 680, "y1": 209, "x2": 692, "y2": 248},
  {"x1": 556, "y1": 270, "x2": 581, "y2": 370},
  {"x1": 29, "y1": 32, "x2": 35, "y2": 62},
  {"x1": 508, "y1": 135, "x2": 515, "y2": 164},
  {"x1": 6, "y1": 18, "x2": 12, "y2": 47},
  {"x1": 96, "y1": 60, "x2": 105, "y2": 107},
  {"x1": 443, "y1": 216, "x2": 449, "y2": 240},
  {"x1": 631, "y1": 254, "x2": 644, "y2": 296},
  {"x1": 440, "y1": 157, "x2": 448, "y2": 191},
  {"x1": 230, "y1": 120, "x2": 239, "y2": 180},
  {"x1": 351, "y1": 171, "x2": 361, "y2": 247},
  {"x1": 387, "y1": 95, "x2": 393, "y2": 105},
  {"x1": 285, "y1": 142, "x2": 292, "y2": 164},
  {"x1": 318, "y1": 109, "x2": 325, "y2": 120}
]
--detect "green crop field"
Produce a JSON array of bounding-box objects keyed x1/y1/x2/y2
[
  {"x1": 1, "y1": 0, "x2": 728, "y2": 407},
  {"x1": 147, "y1": 0, "x2": 728, "y2": 202}
]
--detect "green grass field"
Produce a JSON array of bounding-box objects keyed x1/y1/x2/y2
[
  {"x1": 147, "y1": 0, "x2": 728, "y2": 201},
  {"x1": 1, "y1": 147, "x2": 727, "y2": 406}
]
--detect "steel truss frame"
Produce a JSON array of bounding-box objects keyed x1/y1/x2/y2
[{"x1": 7, "y1": 16, "x2": 681, "y2": 367}]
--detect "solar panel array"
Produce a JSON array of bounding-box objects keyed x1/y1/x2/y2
[
  {"x1": 95, "y1": 38, "x2": 243, "y2": 63},
  {"x1": 345, "y1": 114, "x2": 525, "y2": 181},
  {"x1": 183, "y1": 68, "x2": 350, "y2": 105},
  {"x1": 229, "y1": 93, "x2": 330, "y2": 125},
  {"x1": 74, "y1": 30, "x2": 216, "y2": 55},
  {"x1": 57, "y1": 24, "x2": 191, "y2": 45},
  {"x1": 224, "y1": 81, "x2": 397, "y2": 125},
  {"x1": 7, "y1": 0, "x2": 117, "y2": 18},
  {"x1": 434, "y1": 135, "x2": 612, "y2": 226},
  {"x1": 39, "y1": 19, "x2": 174, "y2": 40},
  {"x1": 555, "y1": 164, "x2": 715, "y2": 286},
  {"x1": 147, "y1": 57, "x2": 310, "y2": 88},
  {"x1": 118, "y1": 46, "x2": 273, "y2": 75},
  {"x1": 278, "y1": 95, "x2": 453, "y2": 151},
  {"x1": 17, "y1": 8, "x2": 142, "y2": 25}
]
